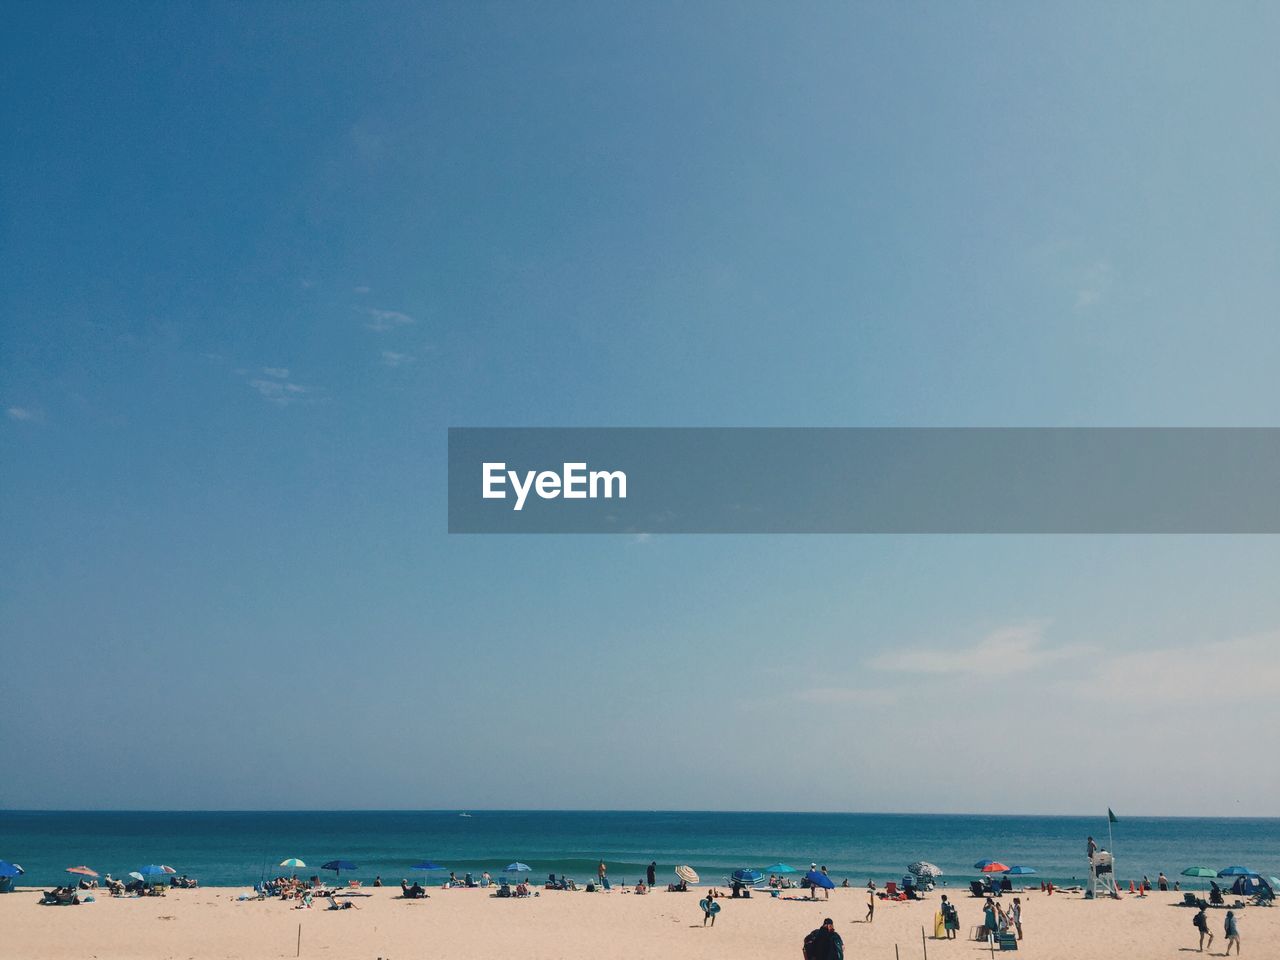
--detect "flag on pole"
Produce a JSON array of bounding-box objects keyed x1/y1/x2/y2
[{"x1": 1108, "y1": 808, "x2": 1118, "y2": 823}]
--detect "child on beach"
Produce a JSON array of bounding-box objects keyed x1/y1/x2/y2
[
  {"x1": 1192, "y1": 905, "x2": 1213, "y2": 952},
  {"x1": 940, "y1": 896, "x2": 959, "y2": 939},
  {"x1": 1223, "y1": 910, "x2": 1240, "y2": 955}
]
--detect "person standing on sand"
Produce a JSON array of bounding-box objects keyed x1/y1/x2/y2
[
  {"x1": 803, "y1": 918, "x2": 844, "y2": 960},
  {"x1": 598, "y1": 860, "x2": 607, "y2": 884},
  {"x1": 1010, "y1": 897, "x2": 1023, "y2": 940},
  {"x1": 1223, "y1": 910, "x2": 1240, "y2": 955},
  {"x1": 647, "y1": 861, "x2": 656, "y2": 888},
  {"x1": 865, "y1": 887, "x2": 875, "y2": 922},
  {"x1": 940, "y1": 895, "x2": 959, "y2": 939},
  {"x1": 1193, "y1": 905, "x2": 1213, "y2": 952},
  {"x1": 1087, "y1": 836, "x2": 1097, "y2": 860},
  {"x1": 1158, "y1": 872, "x2": 1168, "y2": 891}
]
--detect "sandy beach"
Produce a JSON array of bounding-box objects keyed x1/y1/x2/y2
[{"x1": 2, "y1": 885, "x2": 1275, "y2": 960}]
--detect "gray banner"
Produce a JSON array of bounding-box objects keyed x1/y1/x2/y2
[{"x1": 447, "y1": 428, "x2": 1280, "y2": 533}]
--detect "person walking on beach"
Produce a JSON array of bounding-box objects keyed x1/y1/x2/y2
[
  {"x1": 1010, "y1": 896, "x2": 1023, "y2": 940},
  {"x1": 940, "y1": 895, "x2": 959, "y2": 939},
  {"x1": 647, "y1": 861, "x2": 656, "y2": 888},
  {"x1": 865, "y1": 887, "x2": 875, "y2": 922},
  {"x1": 1192, "y1": 905, "x2": 1213, "y2": 952},
  {"x1": 702, "y1": 890, "x2": 718, "y2": 927},
  {"x1": 803, "y1": 918, "x2": 844, "y2": 960},
  {"x1": 1223, "y1": 910, "x2": 1240, "y2": 955}
]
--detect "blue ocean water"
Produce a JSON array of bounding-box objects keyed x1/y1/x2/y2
[{"x1": 2, "y1": 810, "x2": 1277, "y2": 890}]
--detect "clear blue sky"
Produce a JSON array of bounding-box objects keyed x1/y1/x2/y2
[{"x1": 3, "y1": 3, "x2": 1278, "y2": 815}]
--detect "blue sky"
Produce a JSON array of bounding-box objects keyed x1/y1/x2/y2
[{"x1": 2, "y1": 3, "x2": 1279, "y2": 815}]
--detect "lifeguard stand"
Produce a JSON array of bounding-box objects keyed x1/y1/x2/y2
[{"x1": 1086, "y1": 849, "x2": 1119, "y2": 899}]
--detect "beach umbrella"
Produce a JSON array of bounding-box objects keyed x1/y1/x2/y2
[
  {"x1": 321, "y1": 860, "x2": 358, "y2": 879},
  {"x1": 1268, "y1": 877, "x2": 1280, "y2": 888},
  {"x1": 1217, "y1": 866, "x2": 1252, "y2": 877},
  {"x1": 279, "y1": 858, "x2": 306, "y2": 870},
  {"x1": 0, "y1": 861, "x2": 24, "y2": 879},
  {"x1": 410, "y1": 861, "x2": 444, "y2": 872},
  {"x1": 730, "y1": 869, "x2": 764, "y2": 886},
  {"x1": 137, "y1": 864, "x2": 169, "y2": 876},
  {"x1": 159, "y1": 865, "x2": 177, "y2": 874},
  {"x1": 505, "y1": 862, "x2": 531, "y2": 873},
  {"x1": 974, "y1": 860, "x2": 1009, "y2": 873},
  {"x1": 908, "y1": 861, "x2": 942, "y2": 879},
  {"x1": 66, "y1": 866, "x2": 99, "y2": 879},
  {"x1": 805, "y1": 869, "x2": 835, "y2": 890},
  {"x1": 675, "y1": 865, "x2": 699, "y2": 885},
  {"x1": 1004, "y1": 866, "x2": 1037, "y2": 876},
  {"x1": 1182, "y1": 867, "x2": 1217, "y2": 878},
  {"x1": 128, "y1": 872, "x2": 145, "y2": 882},
  {"x1": 763, "y1": 863, "x2": 799, "y2": 875}
]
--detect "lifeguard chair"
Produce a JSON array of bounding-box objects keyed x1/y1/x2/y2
[{"x1": 1085, "y1": 849, "x2": 1119, "y2": 899}]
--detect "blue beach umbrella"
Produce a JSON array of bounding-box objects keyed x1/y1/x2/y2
[
  {"x1": 0, "y1": 861, "x2": 24, "y2": 879},
  {"x1": 1218, "y1": 866, "x2": 1252, "y2": 877},
  {"x1": 730, "y1": 868, "x2": 764, "y2": 886},
  {"x1": 322, "y1": 860, "x2": 358, "y2": 879},
  {"x1": 505, "y1": 862, "x2": 531, "y2": 873},
  {"x1": 1004, "y1": 866, "x2": 1037, "y2": 876},
  {"x1": 805, "y1": 870, "x2": 835, "y2": 889},
  {"x1": 136, "y1": 865, "x2": 170, "y2": 884},
  {"x1": 763, "y1": 863, "x2": 799, "y2": 874},
  {"x1": 410, "y1": 861, "x2": 444, "y2": 872}
]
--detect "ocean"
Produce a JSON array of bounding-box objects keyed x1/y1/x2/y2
[{"x1": 2, "y1": 810, "x2": 1277, "y2": 890}]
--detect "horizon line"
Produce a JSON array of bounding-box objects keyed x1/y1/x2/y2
[{"x1": 3, "y1": 807, "x2": 1277, "y2": 821}]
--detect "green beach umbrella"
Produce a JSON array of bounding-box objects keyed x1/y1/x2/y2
[
  {"x1": 1181, "y1": 867, "x2": 1217, "y2": 878},
  {"x1": 279, "y1": 858, "x2": 306, "y2": 874}
]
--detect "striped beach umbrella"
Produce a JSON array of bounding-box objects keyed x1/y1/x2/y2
[
  {"x1": 908, "y1": 861, "x2": 942, "y2": 879},
  {"x1": 279, "y1": 858, "x2": 306, "y2": 871},
  {"x1": 675, "y1": 865, "x2": 699, "y2": 884}
]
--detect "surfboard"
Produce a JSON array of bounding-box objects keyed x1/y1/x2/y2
[{"x1": 699, "y1": 898, "x2": 721, "y2": 914}]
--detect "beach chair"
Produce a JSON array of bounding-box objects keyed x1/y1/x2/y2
[
  {"x1": 997, "y1": 932, "x2": 1018, "y2": 951},
  {"x1": 970, "y1": 881, "x2": 986, "y2": 898},
  {"x1": 885, "y1": 881, "x2": 898, "y2": 898}
]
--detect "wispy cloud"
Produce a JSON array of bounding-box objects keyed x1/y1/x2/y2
[
  {"x1": 359, "y1": 307, "x2": 414, "y2": 332},
  {"x1": 246, "y1": 367, "x2": 310, "y2": 405},
  {"x1": 7, "y1": 406, "x2": 43, "y2": 422},
  {"x1": 1070, "y1": 630, "x2": 1280, "y2": 704},
  {"x1": 1075, "y1": 260, "x2": 1112, "y2": 309},
  {"x1": 869, "y1": 622, "x2": 1089, "y2": 678},
  {"x1": 379, "y1": 350, "x2": 414, "y2": 368},
  {"x1": 795, "y1": 686, "x2": 899, "y2": 707},
  {"x1": 354, "y1": 285, "x2": 371, "y2": 295}
]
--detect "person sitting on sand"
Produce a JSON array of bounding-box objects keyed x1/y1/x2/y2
[
  {"x1": 1223, "y1": 910, "x2": 1240, "y2": 955},
  {"x1": 326, "y1": 896, "x2": 357, "y2": 910},
  {"x1": 1193, "y1": 905, "x2": 1213, "y2": 952},
  {"x1": 802, "y1": 918, "x2": 843, "y2": 960},
  {"x1": 635, "y1": 881, "x2": 647, "y2": 894}
]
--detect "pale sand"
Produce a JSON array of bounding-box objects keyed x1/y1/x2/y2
[{"x1": 2, "y1": 885, "x2": 1275, "y2": 959}]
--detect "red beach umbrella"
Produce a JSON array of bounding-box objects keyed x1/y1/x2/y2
[
  {"x1": 66, "y1": 866, "x2": 99, "y2": 878},
  {"x1": 974, "y1": 860, "x2": 1009, "y2": 873}
]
